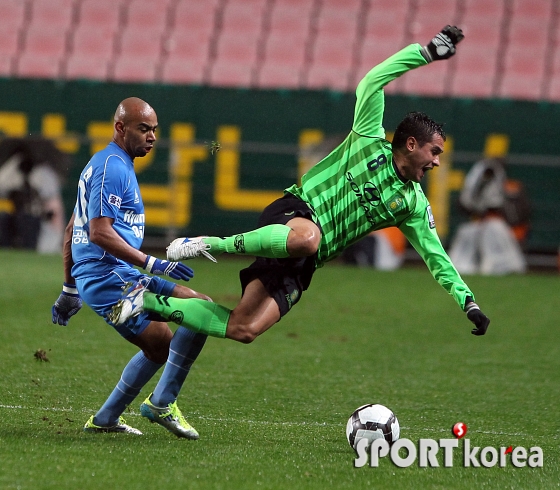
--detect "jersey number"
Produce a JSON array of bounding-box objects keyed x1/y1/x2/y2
[{"x1": 367, "y1": 153, "x2": 387, "y2": 172}]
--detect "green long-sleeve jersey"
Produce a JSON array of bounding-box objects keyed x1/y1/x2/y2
[{"x1": 286, "y1": 44, "x2": 474, "y2": 310}]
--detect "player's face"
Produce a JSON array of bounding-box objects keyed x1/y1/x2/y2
[
  {"x1": 123, "y1": 109, "x2": 158, "y2": 159},
  {"x1": 401, "y1": 134, "x2": 444, "y2": 183}
]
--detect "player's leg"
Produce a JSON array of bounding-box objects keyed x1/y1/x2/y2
[
  {"x1": 84, "y1": 319, "x2": 170, "y2": 434},
  {"x1": 205, "y1": 217, "x2": 320, "y2": 257},
  {"x1": 139, "y1": 284, "x2": 209, "y2": 439},
  {"x1": 225, "y1": 278, "x2": 282, "y2": 342},
  {"x1": 112, "y1": 253, "x2": 313, "y2": 344},
  {"x1": 101, "y1": 281, "x2": 273, "y2": 436},
  {"x1": 138, "y1": 329, "x2": 206, "y2": 439},
  {"x1": 129, "y1": 278, "x2": 280, "y2": 343},
  {"x1": 150, "y1": 284, "x2": 209, "y2": 406},
  {"x1": 285, "y1": 217, "x2": 322, "y2": 256},
  {"x1": 111, "y1": 195, "x2": 319, "y2": 341},
  {"x1": 83, "y1": 271, "x2": 206, "y2": 435},
  {"x1": 167, "y1": 195, "x2": 322, "y2": 261}
]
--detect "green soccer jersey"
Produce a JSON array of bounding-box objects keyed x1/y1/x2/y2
[{"x1": 286, "y1": 44, "x2": 474, "y2": 310}]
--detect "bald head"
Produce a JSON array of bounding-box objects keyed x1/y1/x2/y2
[
  {"x1": 113, "y1": 97, "x2": 158, "y2": 160},
  {"x1": 114, "y1": 97, "x2": 155, "y2": 125}
]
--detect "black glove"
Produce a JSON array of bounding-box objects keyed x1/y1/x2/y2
[
  {"x1": 421, "y1": 25, "x2": 464, "y2": 62},
  {"x1": 465, "y1": 300, "x2": 490, "y2": 336}
]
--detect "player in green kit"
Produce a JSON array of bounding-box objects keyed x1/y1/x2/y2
[{"x1": 110, "y1": 25, "x2": 490, "y2": 342}]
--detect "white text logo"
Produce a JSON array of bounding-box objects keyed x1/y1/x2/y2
[{"x1": 354, "y1": 438, "x2": 543, "y2": 468}]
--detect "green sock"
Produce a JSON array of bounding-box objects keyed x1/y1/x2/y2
[
  {"x1": 144, "y1": 293, "x2": 230, "y2": 338},
  {"x1": 204, "y1": 224, "x2": 291, "y2": 258}
]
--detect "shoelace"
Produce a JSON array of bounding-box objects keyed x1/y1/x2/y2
[
  {"x1": 169, "y1": 403, "x2": 190, "y2": 427},
  {"x1": 180, "y1": 241, "x2": 216, "y2": 262}
]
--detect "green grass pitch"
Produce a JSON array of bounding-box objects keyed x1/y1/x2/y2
[{"x1": 0, "y1": 249, "x2": 558, "y2": 489}]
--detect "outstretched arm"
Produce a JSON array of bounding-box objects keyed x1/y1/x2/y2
[
  {"x1": 400, "y1": 202, "x2": 490, "y2": 336},
  {"x1": 353, "y1": 26, "x2": 464, "y2": 137},
  {"x1": 353, "y1": 44, "x2": 427, "y2": 138}
]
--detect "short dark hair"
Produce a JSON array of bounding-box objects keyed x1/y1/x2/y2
[{"x1": 392, "y1": 112, "x2": 446, "y2": 150}]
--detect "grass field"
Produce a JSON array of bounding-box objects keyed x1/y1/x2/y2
[{"x1": 0, "y1": 249, "x2": 559, "y2": 489}]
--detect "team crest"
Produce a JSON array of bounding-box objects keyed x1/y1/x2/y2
[
  {"x1": 285, "y1": 289, "x2": 300, "y2": 309},
  {"x1": 387, "y1": 194, "x2": 405, "y2": 213},
  {"x1": 169, "y1": 310, "x2": 184, "y2": 324},
  {"x1": 234, "y1": 235, "x2": 246, "y2": 253}
]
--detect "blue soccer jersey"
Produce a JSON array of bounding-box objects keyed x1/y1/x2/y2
[{"x1": 71, "y1": 142, "x2": 145, "y2": 279}]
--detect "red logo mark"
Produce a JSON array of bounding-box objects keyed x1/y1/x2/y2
[
  {"x1": 504, "y1": 446, "x2": 513, "y2": 454},
  {"x1": 452, "y1": 422, "x2": 467, "y2": 439}
]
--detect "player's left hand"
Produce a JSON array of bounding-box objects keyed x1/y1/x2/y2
[
  {"x1": 144, "y1": 255, "x2": 194, "y2": 281},
  {"x1": 465, "y1": 301, "x2": 490, "y2": 336},
  {"x1": 52, "y1": 283, "x2": 83, "y2": 326},
  {"x1": 421, "y1": 25, "x2": 464, "y2": 62}
]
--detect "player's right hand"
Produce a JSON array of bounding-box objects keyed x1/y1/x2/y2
[
  {"x1": 144, "y1": 255, "x2": 195, "y2": 281},
  {"x1": 52, "y1": 283, "x2": 83, "y2": 326},
  {"x1": 421, "y1": 25, "x2": 464, "y2": 62}
]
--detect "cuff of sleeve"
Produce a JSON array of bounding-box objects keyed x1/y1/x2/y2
[
  {"x1": 465, "y1": 302, "x2": 480, "y2": 314},
  {"x1": 62, "y1": 283, "x2": 79, "y2": 295},
  {"x1": 420, "y1": 46, "x2": 433, "y2": 63},
  {"x1": 144, "y1": 255, "x2": 156, "y2": 272},
  {"x1": 463, "y1": 296, "x2": 475, "y2": 310}
]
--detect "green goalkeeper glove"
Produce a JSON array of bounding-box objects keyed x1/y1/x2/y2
[{"x1": 421, "y1": 25, "x2": 464, "y2": 62}]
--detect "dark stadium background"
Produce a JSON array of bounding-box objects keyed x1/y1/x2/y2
[{"x1": 0, "y1": 0, "x2": 558, "y2": 266}]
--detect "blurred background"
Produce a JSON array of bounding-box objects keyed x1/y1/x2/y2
[{"x1": 0, "y1": 0, "x2": 558, "y2": 270}]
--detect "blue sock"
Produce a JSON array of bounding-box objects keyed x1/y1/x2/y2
[
  {"x1": 94, "y1": 351, "x2": 162, "y2": 426},
  {"x1": 150, "y1": 327, "x2": 207, "y2": 407}
]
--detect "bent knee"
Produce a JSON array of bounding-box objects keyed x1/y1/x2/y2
[
  {"x1": 227, "y1": 324, "x2": 259, "y2": 344},
  {"x1": 288, "y1": 227, "x2": 320, "y2": 256},
  {"x1": 143, "y1": 346, "x2": 169, "y2": 364},
  {"x1": 300, "y1": 231, "x2": 320, "y2": 255}
]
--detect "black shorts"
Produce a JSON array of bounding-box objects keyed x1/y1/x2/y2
[{"x1": 239, "y1": 193, "x2": 320, "y2": 318}]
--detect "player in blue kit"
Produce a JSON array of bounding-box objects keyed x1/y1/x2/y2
[{"x1": 51, "y1": 97, "x2": 212, "y2": 438}]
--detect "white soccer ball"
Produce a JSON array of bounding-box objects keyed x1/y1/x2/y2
[{"x1": 346, "y1": 404, "x2": 400, "y2": 451}]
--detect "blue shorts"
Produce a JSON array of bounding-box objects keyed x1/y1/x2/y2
[{"x1": 76, "y1": 266, "x2": 176, "y2": 339}]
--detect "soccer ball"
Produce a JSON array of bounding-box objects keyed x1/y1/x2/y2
[{"x1": 346, "y1": 404, "x2": 400, "y2": 451}]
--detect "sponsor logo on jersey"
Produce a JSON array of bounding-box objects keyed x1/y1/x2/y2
[
  {"x1": 108, "y1": 194, "x2": 122, "y2": 208},
  {"x1": 123, "y1": 210, "x2": 146, "y2": 224},
  {"x1": 345, "y1": 171, "x2": 378, "y2": 225},
  {"x1": 72, "y1": 228, "x2": 88, "y2": 244},
  {"x1": 134, "y1": 190, "x2": 140, "y2": 204},
  {"x1": 427, "y1": 205, "x2": 436, "y2": 228},
  {"x1": 234, "y1": 234, "x2": 246, "y2": 253},
  {"x1": 363, "y1": 182, "x2": 381, "y2": 206}
]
